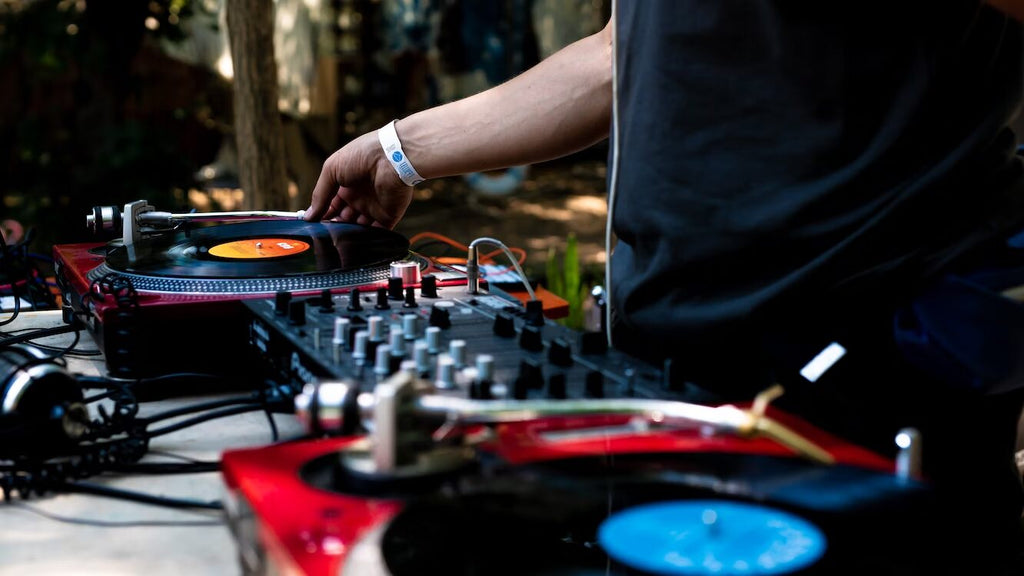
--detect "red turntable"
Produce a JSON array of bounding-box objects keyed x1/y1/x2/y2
[
  {"x1": 52, "y1": 201, "x2": 466, "y2": 381},
  {"x1": 222, "y1": 375, "x2": 940, "y2": 576}
]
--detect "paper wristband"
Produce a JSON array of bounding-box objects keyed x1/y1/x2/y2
[{"x1": 378, "y1": 120, "x2": 425, "y2": 186}]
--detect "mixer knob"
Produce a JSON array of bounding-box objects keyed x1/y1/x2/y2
[
  {"x1": 403, "y1": 287, "x2": 418, "y2": 308},
  {"x1": 374, "y1": 344, "x2": 393, "y2": 379},
  {"x1": 547, "y1": 373, "x2": 567, "y2": 399},
  {"x1": 425, "y1": 326, "x2": 442, "y2": 354},
  {"x1": 347, "y1": 288, "x2": 363, "y2": 312},
  {"x1": 585, "y1": 370, "x2": 605, "y2": 398},
  {"x1": 519, "y1": 325, "x2": 543, "y2": 352},
  {"x1": 414, "y1": 341, "x2": 431, "y2": 376},
  {"x1": 389, "y1": 328, "x2": 406, "y2": 355},
  {"x1": 476, "y1": 354, "x2": 495, "y2": 382},
  {"x1": 516, "y1": 358, "x2": 544, "y2": 395},
  {"x1": 402, "y1": 314, "x2": 418, "y2": 339},
  {"x1": 388, "y1": 277, "x2": 404, "y2": 300},
  {"x1": 288, "y1": 299, "x2": 306, "y2": 326},
  {"x1": 449, "y1": 339, "x2": 467, "y2": 368},
  {"x1": 548, "y1": 338, "x2": 573, "y2": 367},
  {"x1": 580, "y1": 331, "x2": 608, "y2": 355},
  {"x1": 367, "y1": 316, "x2": 384, "y2": 342},
  {"x1": 352, "y1": 331, "x2": 369, "y2": 367},
  {"x1": 420, "y1": 274, "x2": 439, "y2": 298},
  {"x1": 524, "y1": 299, "x2": 545, "y2": 327},
  {"x1": 319, "y1": 289, "x2": 334, "y2": 312},
  {"x1": 471, "y1": 379, "x2": 493, "y2": 400},
  {"x1": 429, "y1": 303, "x2": 451, "y2": 329},
  {"x1": 274, "y1": 291, "x2": 291, "y2": 316},
  {"x1": 435, "y1": 354, "x2": 456, "y2": 390},
  {"x1": 493, "y1": 311, "x2": 516, "y2": 338},
  {"x1": 375, "y1": 287, "x2": 391, "y2": 310}
]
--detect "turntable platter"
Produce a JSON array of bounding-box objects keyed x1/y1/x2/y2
[{"x1": 88, "y1": 221, "x2": 412, "y2": 294}]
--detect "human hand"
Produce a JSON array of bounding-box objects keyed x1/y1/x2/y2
[{"x1": 304, "y1": 131, "x2": 413, "y2": 229}]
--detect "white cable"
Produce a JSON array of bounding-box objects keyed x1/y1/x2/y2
[
  {"x1": 468, "y1": 237, "x2": 537, "y2": 302},
  {"x1": 605, "y1": 0, "x2": 621, "y2": 348}
]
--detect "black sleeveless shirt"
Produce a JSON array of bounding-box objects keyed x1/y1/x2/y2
[{"x1": 609, "y1": 1, "x2": 1024, "y2": 361}]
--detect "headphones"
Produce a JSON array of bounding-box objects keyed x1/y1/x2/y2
[{"x1": 0, "y1": 344, "x2": 88, "y2": 460}]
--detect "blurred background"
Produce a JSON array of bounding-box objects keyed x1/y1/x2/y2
[{"x1": 1, "y1": 0, "x2": 611, "y2": 321}]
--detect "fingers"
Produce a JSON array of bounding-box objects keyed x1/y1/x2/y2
[{"x1": 306, "y1": 153, "x2": 341, "y2": 222}]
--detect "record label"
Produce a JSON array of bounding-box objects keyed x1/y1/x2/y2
[{"x1": 208, "y1": 238, "x2": 310, "y2": 260}]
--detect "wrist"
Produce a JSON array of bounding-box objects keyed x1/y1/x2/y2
[{"x1": 378, "y1": 120, "x2": 425, "y2": 186}]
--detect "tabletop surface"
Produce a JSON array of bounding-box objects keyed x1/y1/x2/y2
[{"x1": 0, "y1": 310, "x2": 304, "y2": 576}]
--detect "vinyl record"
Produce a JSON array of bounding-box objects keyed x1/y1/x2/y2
[
  {"x1": 104, "y1": 221, "x2": 409, "y2": 279},
  {"x1": 345, "y1": 453, "x2": 936, "y2": 576}
]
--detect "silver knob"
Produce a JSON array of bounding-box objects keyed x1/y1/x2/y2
[
  {"x1": 450, "y1": 339, "x2": 467, "y2": 368},
  {"x1": 425, "y1": 326, "x2": 442, "y2": 354},
  {"x1": 414, "y1": 341, "x2": 430, "y2": 376},
  {"x1": 374, "y1": 344, "x2": 393, "y2": 379},
  {"x1": 435, "y1": 353, "x2": 455, "y2": 389},
  {"x1": 368, "y1": 316, "x2": 384, "y2": 342},
  {"x1": 389, "y1": 328, "x2": 405, "y2": 355},
  {"x1": 402, "y1": 314, "x2": 418, "y2": 339},
  {"x1": 476, "y1": 354, "x2": 494, "y2": 382},
  {"x1": 352, "y1": 331, "x2": 369, "y2": 366}
]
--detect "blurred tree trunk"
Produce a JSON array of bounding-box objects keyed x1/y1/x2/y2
[{"x1": 226, "y1": 0, "x2": 288, "y2": 210}]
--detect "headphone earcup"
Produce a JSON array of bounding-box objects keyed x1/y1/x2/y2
[{"x1": 0, "y1": 345, "x2": 86, "y2": 460}]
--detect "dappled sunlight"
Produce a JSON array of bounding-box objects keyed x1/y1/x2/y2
[
  {"x1": 188, "y1": 187, "x2": 245, "y2": 211},
  {"x1": 508, "y1": 196, "x2": 606, "y2": 223},
  {"x1": 565, "y1": 195, "x2": 607, "y2": 216}
]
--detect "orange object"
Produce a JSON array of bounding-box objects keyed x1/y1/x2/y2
[{"x1": 504, "y1": 285, "x2": 569, "y2": 319}]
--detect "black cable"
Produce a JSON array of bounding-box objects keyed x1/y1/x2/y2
[
  {"x1": 140, "y1": 396, "x2": 262, "y2": 424},
  {"x1": 0, "y1": 323, "x2": 77, "y2": 347},
  {"x1": 146, "y1": 449, "x2": 218, "y2": 465},
  {"x1": 0, "y1": 286, "x2": 21, "y2": 327},
  {"x1": 107, "y1": 461, "x2": 220, "y2": 475},
  {"x1": 145, "y1": 404, "x2": 265, "y2": 438},
  {"x1": 8, "y1": 502, "x2": 224, "y2": 528},
  {"x1": 264, "y1": 408, "x2": 280, "y2": 442},
  {"x1": 59, "y1": 481, "x2": 223, "y2": 510}
]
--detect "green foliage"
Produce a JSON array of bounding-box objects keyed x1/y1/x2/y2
[{"x1": 545, "y1": 233, "x2": 590, "y2": 330}]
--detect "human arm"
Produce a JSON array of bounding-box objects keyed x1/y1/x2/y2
[
  {"x1": 986, "y1": 0, "x2": 1024, "y2": 21},
  {"x1": 305, "y1": 17, "x2": 614, "y2": 228}
]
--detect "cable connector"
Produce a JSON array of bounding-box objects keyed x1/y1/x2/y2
[{"x1": 466, "y1": 245, "x2": 479, "y2": 294}]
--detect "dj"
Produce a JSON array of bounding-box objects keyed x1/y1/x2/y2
[{"x1": 307, "y1": 2, "x2": 1024, "y2": 569}]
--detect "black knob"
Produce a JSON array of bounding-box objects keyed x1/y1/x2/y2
[
  {"x1": 319, "y1": 289, "x2": 334, "y2": 312},
  {"x1": 470, "y1": 379, "x2": 493, "y2": 400},
  {"x1": 512, "y1": 376, "x2": 530, "y2": 400},
  {"x1": 548, "y1": 373, "x2": 567, "y2": 399},
  {"x1": 519, "y1": 325, "x2": 543, "y2": 352},
  {"x1": 388, "y1": 277, "x2": 404, "y2": 300},
  {"x1": 584, "y1": 370, "x2": 605, "y2": 398},
  {"x1": 288, "y1": 300, "x2": 306, "y2": 326},
  {"x1": 347, "y1": 288, "x2": 363, "y2": 312},
  {"x1": 517, "y1": 359, "x2": 544, "y2": 391},
  {"x1": 580, "y1": 331, "x2": 608, "y2": 355},
  {"x1": 375, "y1": 287, "x2": 391, "y2": 310},
  {"x1": 548, "y1": 338, "x2": 573, "y2": 367},
  {"x1": 274, "y1": 291, "x2": 291, "y2": 316},
  {"x1": 429, "y1": 304, "x2": 451, "y2": 329},
  {"x1": 420, "y1": 274, "x2": 438, "y2": 298},
  {"x1": 403, "y1": 286, "x2": 417, "y2": 308},
  {"x1": 524, "y1": 299, "x2": 545, "y2": 326},
  {"x1": 493, "y1": 311, "x2": 516, "y2": 338}
]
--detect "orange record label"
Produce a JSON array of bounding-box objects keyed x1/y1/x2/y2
[{"x1": 208, "y1": 238, "x2": 310, "y2": 259}]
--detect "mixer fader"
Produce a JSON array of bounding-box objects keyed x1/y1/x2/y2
[{"x1": 245, "y1": 277, "x2": 681, "y2": 403}]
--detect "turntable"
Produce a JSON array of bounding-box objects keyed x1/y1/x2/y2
[
  {"x1": 53, "y1": 201, "x2": 467, "y2": 380},
  {"x1": 222, "y1": 374, "x2": 940, "y2": 576}
]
